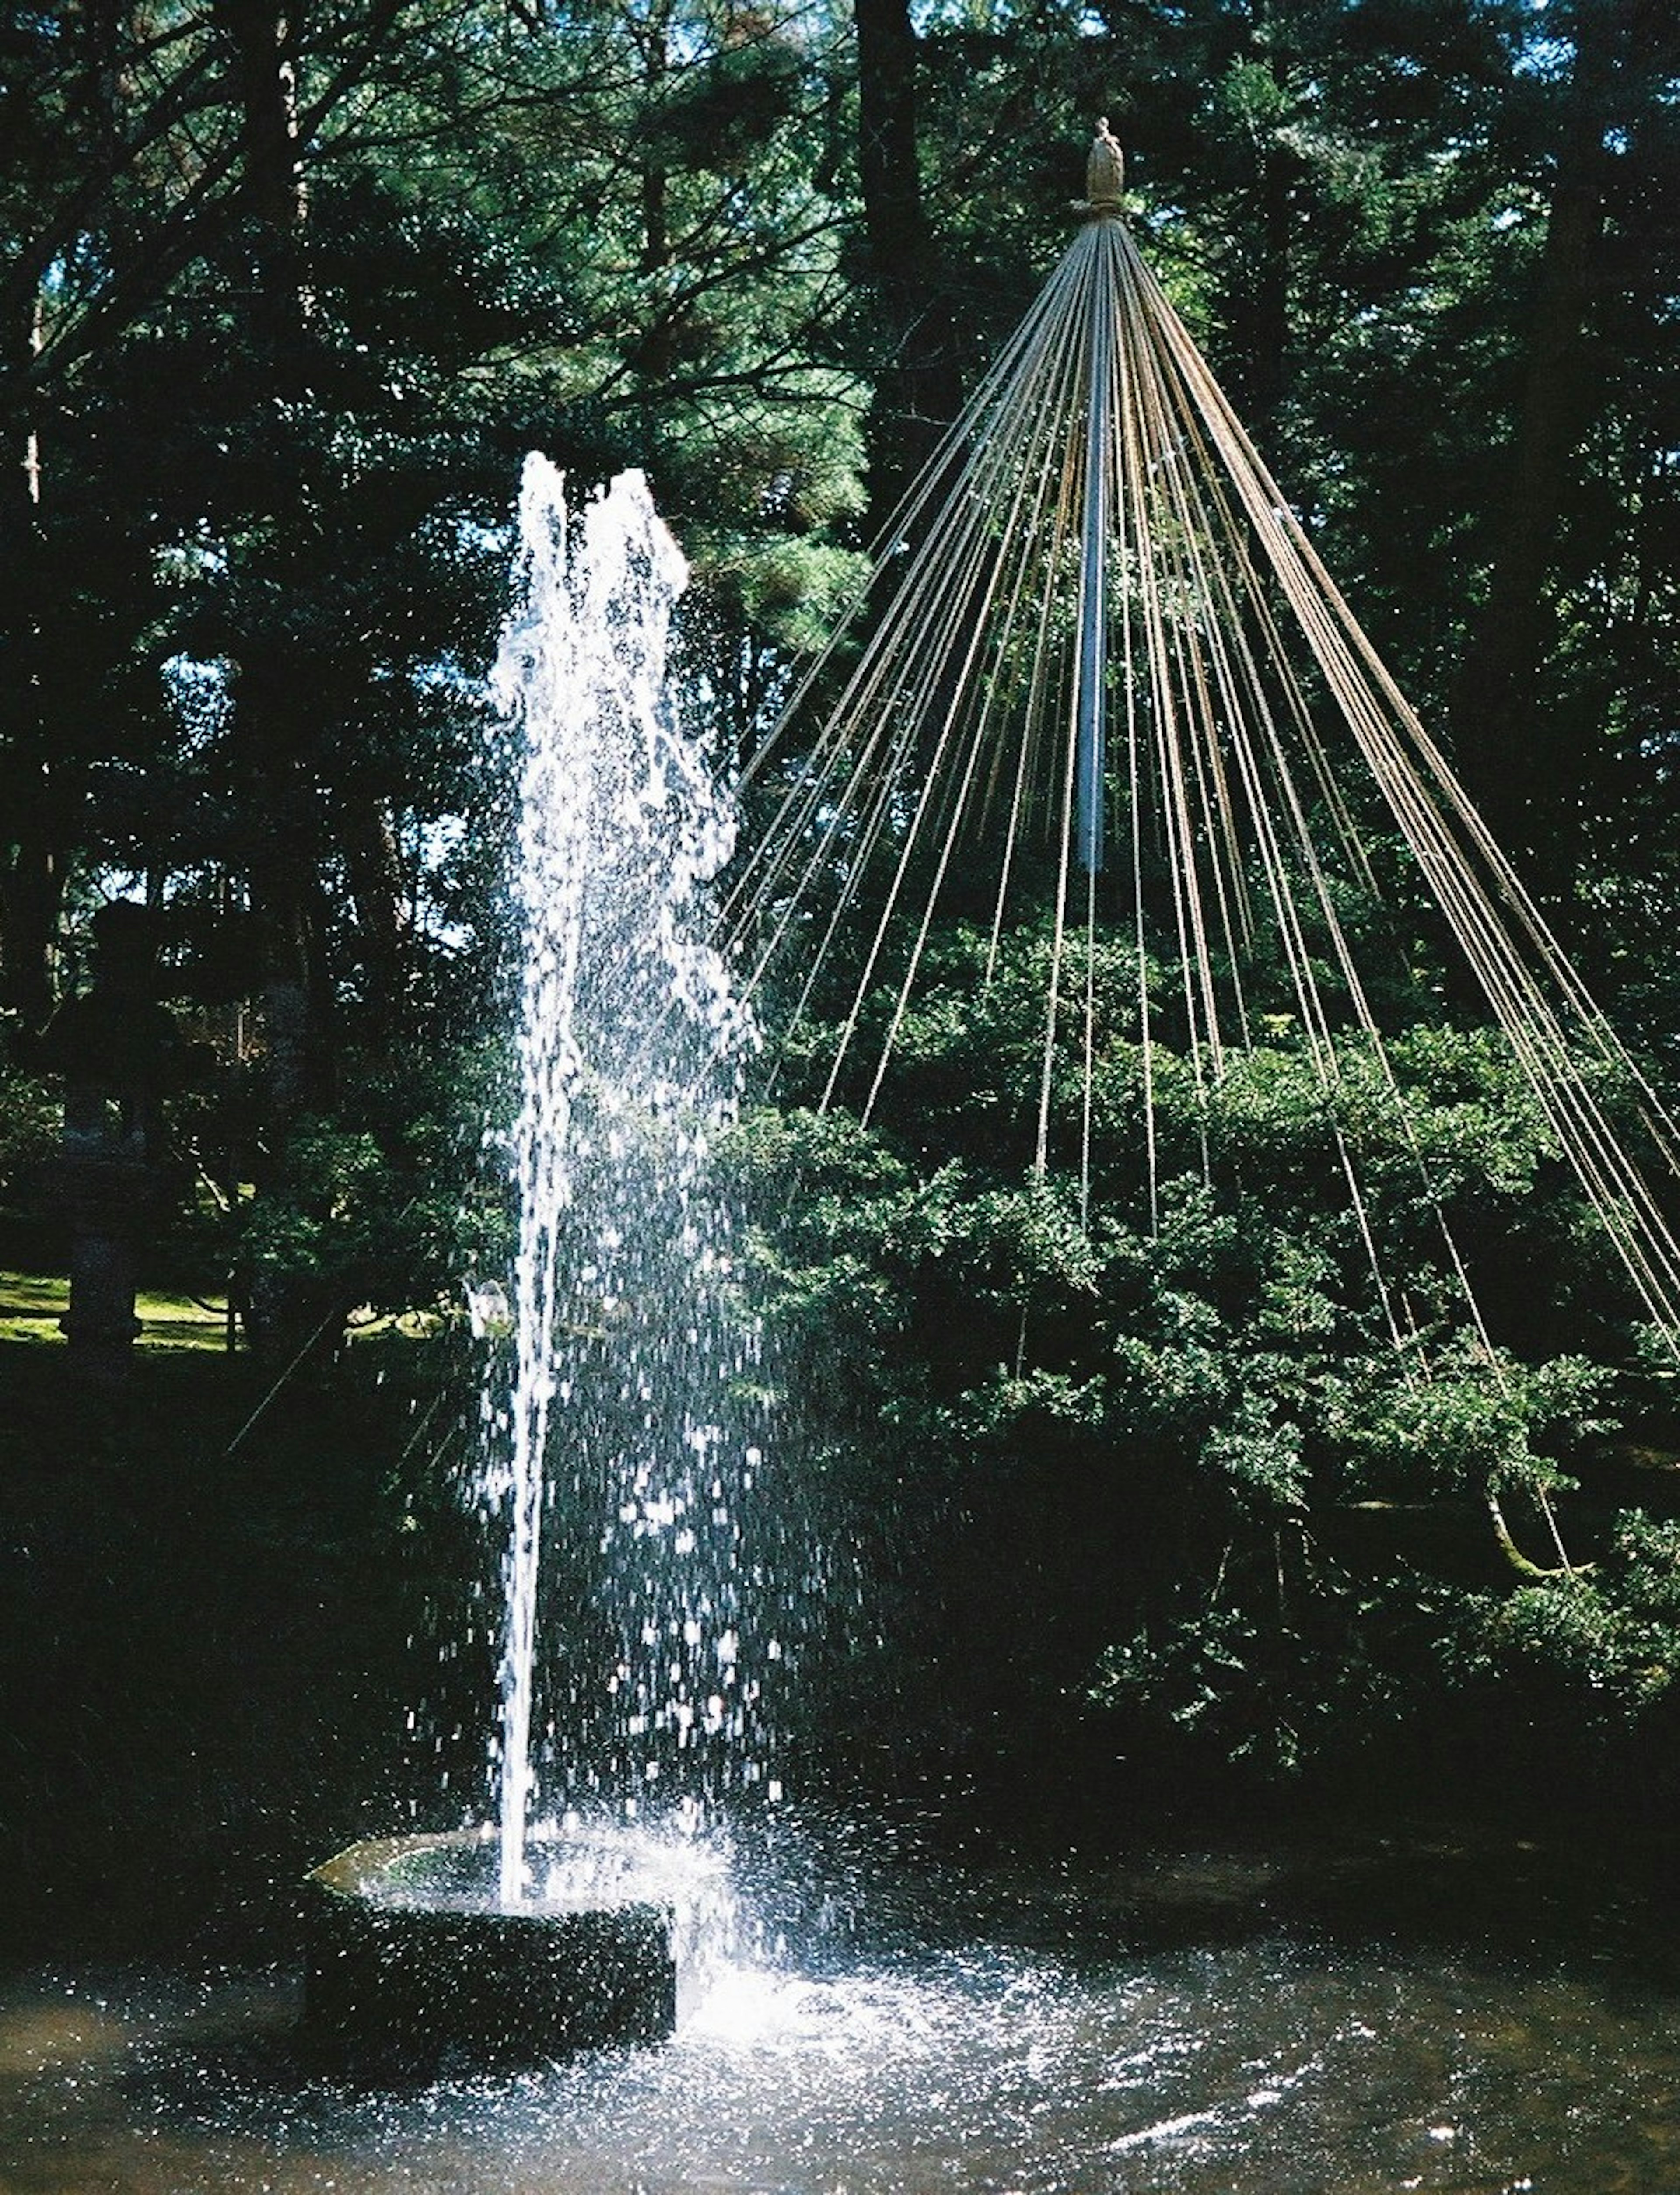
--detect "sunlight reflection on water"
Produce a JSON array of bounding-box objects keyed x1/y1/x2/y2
[{"x1": 4, "y1": 1845, "x2": 1680, "y2": 2195}]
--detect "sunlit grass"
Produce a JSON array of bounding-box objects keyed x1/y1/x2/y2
[
  {"x1": 0, "y1": 1269, "x2": 232, "y2": 1352},
  {"x1": 0, "y1": 1268, "x2": 455, "y2": 1354},
  {"x1": 346, "y1": 1306, "x2": 448, "y2": 1344}
]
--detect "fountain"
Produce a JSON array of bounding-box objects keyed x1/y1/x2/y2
[
  {"x1": 304, "y1": 456, "x2": 766, "y2": 2067},
  {"x1": 294, "y1": 117, "x2": 1680, "y2": 2079},
  {"x1": 9, "y1": 129, "x2": 1680, "y2": 2192}
]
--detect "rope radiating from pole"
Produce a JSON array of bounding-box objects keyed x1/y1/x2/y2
[{"x1": 718, "y1": 121, "x2": 1680, "y2": 1356}]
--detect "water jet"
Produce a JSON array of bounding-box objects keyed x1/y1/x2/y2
[{"x1": 303, "y1": 455, "x2": 763, "y2": 2067}]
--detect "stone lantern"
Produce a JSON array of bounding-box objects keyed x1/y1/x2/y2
[{"x1": 35, "y1": 903, "x2": 188, "y2": 1384}]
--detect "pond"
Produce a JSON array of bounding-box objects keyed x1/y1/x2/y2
[{"x1": 2, "y1": 1825, "x2": 1676, "y2": 2195}]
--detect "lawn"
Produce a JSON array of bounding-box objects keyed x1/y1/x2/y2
[{"x1": 0, "y1": 1267, "x2": 233, "y2": 1350}]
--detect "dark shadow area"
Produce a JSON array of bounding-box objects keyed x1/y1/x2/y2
[{"x1": 0, "y1": 1330, "x2": 484, "y2": 1971}]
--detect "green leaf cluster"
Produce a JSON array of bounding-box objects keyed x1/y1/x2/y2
[{"x1": 732, "y1": 917, "x2": 1680, "y2": 1791}]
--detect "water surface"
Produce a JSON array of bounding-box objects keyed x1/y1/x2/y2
[{"x1": 3, "y1": 1834, "x2": 1675, "y2": 2195}]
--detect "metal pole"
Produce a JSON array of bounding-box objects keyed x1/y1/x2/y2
[{"x1": 1075, "y1": 228, "x2": 1113, "y2": 874}]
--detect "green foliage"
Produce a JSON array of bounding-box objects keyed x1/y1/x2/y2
[
  {"x1": 236, "y1": 1038, "x2": 514, "y2": 1325},
  {"x1": 0, "y1": 1044, "x2": 59, "y2": 1208},
  {"x1": 734, "y1": 916, "x2": 1678, "y2": 1789},
  {"x1": 1447, "y1": 1511, "x2": 1680, "y2": 1722},
  {"x1": 1329, "y1": 1344, "x2": 1607, "y2": 1509}
]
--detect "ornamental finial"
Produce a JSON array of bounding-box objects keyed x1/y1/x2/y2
[{"x1": 1085, "y1": 116, "x2": 1124, "y2": 214}]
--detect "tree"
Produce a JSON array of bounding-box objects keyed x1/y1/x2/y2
[
  {"x1": 0, "y1": 0, "x2": 866, "y2": 1056},
  {"x1": 1452, "y1": 0, "x2": 1680, "y2": 865},
  {"x1": 735, "y1": 919, "x2": 1680, "y2": 1796}
]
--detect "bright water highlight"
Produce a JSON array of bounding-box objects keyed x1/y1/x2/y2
[{"x1": 483, "y1": 458, "x2": 761, "y2": 1907}]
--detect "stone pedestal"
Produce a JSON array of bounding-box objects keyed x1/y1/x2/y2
[
  {"x1": 35, "y1": 1150, "x2": 159, "y2": 1386},
  {"x1": 301, "y1": 1829, "x2": 678, "y2": 2072},
  {"x1": 33, "y1": 902, "x2": 192, "y2": 1386}
]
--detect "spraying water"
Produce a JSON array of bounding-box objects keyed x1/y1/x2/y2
[{"x1": 483, "y1": 456, "x2": 762, "y2": 1909}]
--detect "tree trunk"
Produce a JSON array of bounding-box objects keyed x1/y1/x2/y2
[
  {"x1": 0, "y1": 807, "x2": 66, "y2": 1036},
  {"x1": 217, "y1": 0, "x2": 311, "y2": 378},
  {"x1": 234, "y1": 641, "x2": 333, "y2": 1117},
  {"x1": 217, "y1": 0, "x2": 326, "y2": 1122},
  {"x1": 1227, "y1": 142, "x2": 1295, "y2": 438},
  {"x1": 854, "y1": 0, "x2": 958, "y2": 514},
  {"x1": 856, "y1": 0, "x2": 925, "y2": 286},
  {"x1": 255, "y1": 868, "x2": 323, "y2": 1120},
  {"x1": 1452, "y1": 1, "x2": 1631, "y2": 857},
  {"x1": 1, "y1": 290, "x2": 66, "y2": 1033},
  {"x1": 635, "y1": 0, "x2": 673, "y2": 386},
  {"x1": 340, "y1": 789, "x2": 413, "y2": 1024}
]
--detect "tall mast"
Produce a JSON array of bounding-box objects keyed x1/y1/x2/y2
[{"x1": 1075, "y1": 119, "x2": 1124, "y2": 873}]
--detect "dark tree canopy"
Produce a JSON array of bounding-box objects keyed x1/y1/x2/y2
[{"x1": 4, "y1": 0, "x2": 1680, "y2": 1805}]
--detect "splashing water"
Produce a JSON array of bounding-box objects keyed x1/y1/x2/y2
[{"x1": 483, "y1": 456, "x2": 762, "y2": 1908}]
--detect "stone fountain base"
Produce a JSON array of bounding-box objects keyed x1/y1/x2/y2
[{"x1": 302, "y1": 1827, "x2": 677, "y2": 2069}]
